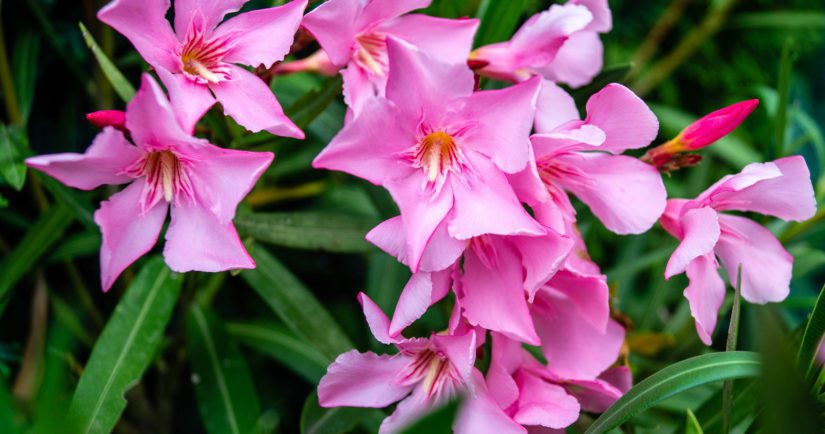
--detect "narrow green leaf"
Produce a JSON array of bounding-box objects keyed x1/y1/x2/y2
[
  {"x1": 242, "y1": 247, "x2": 352, "y2": 361},
  {"x1": 585, "y1": 352, "x2": 762, "y2": 434},
  {"x1": 227, "y1": 321, "x2": 328, "y2": 383},
  {"x1": 235, "y1": 211, "x2": 378, "y2": 253},
  {"x1": 78, "y1": 22, "x2": 135, "y2": 102},
  {"x1": 46, "y1": 232, "x2": 101, "y2": 263},
  {"x1": 187, "y1": 306, "x2": 262, "y2": 434},
  {"x1": 67, "y1": 257, "x2": 182, "y2": 434},
  {"x1": 0, "y1": 124, "x2": 27, "y2": 190},
  {"x1": 474, "y1": 0, "x2": 529, "y2": 46},
  {"x1": 685, "y1": 409, "x2": 703, "y2": 434},
  {"x1": 400, "y1": 401, "x2": 459, "y2": 434},
  {"x1": 695, "y1": 382, "x2": 758, "y2": 433},
  {"x1": 798, "y1": 283, "x2": 825, "y2": 381},
  {"x1": 11, "y1": 32, "x2": 39, "y2": 122},
  {"x1": 300, "y1": 393, "x2": 380, "y2": 434},
  {"x1": 733, "y1": 11, "x2": 825, "y2": 29},
  {"x1": 0, "y1": 202, "x2": 73, "y2": 316},
  {"x1": 0, "y1": 377, "x2": 18, "y2": 434},
  {"x1": 722, "y1": 266, "x2": 742, "y2": 434},
  {"x1": 39, "y1": 175, "x2": 96, "y2": 231},
  {"x1": 286, "y1": 75, "x2": 344, "y2": 130},
  {"x1": 774, "y1": 37, "x2": 797, "y2": 158}
]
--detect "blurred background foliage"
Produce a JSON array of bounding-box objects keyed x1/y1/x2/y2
[{"x1": 1, "y1": 0, "x2": 825, "y2": 433}]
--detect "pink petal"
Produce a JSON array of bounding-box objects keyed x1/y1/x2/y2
[
  {"x1": 543, "y1": 269, "x2": 610, "y2": 331},
  {"x1": 162, "y1": 204, "x2": 254, "y2": 273},
  {"x1": 341, "y1": 63, "x2": 382, "y2": 116},
  {"x1": 357, "y1": 0, "x2": 431, "y2": 29},
  {"x1": 534, "y1": 80, "x2": 580, "y2": 133},
  {"x1": 515, "y1": 232, "x2": 574, "y2": 300},
  {"x1": 126, "y1": 74, "x2": 201, "y2": 151},
  {"x1": 555, "y1": 153, "x2": 666, "y2": 234},
  {"x1": 508, "y1": 152, "x2": 550, "y2": 206},
  {"x1": 513, "y1": 371, "x2": 580, "y2": 429},
  {"x1": 384, "y1": 38, "x2": 474, "y2": 120},
  {"x1": 537, "y1": 31, "x2": 602, "y2": 88},
  {"x1": 461, "y1": 239, "x2": 540, "y2": 345},
  {"x1": 583, "y1": 83, "x2": 658, "y2": 153},
  {"x1": 358, "y1": 292, "x2": 394, "y2": 344},
  {"x1": 431, "y1": 330, "x2": 477, "y2": 381},
  {"x1": 455, "y1": 370, "x2": 527, "y2": 434},
  {"x1": 26, "y1": 127, "x2": 141, "y2": 190},
  {"x1": 367, "y1": 217, "x2": 466, "y2": 273},
  {"x1": 301, "y1": 0, "x2": 362, "y2": 66},
  {"x1": 379, "y1": 387, "x2": 435, "y2": 434},
  {"x1": 389, "y1": 270, "x2": 451, "y2": 336},
  {"x1": 448, "y1": 153, "x2": 545, "y2": 240},
  {"x1": 211, "y1": 65, "x2": 303, "y2": 139},
  {"x1": 155, "y1": 67, "x2": 215, "y2": 134},
  {"x1": 98, "y1": 0, "x2": 179, "y2": 71},
  {"x1": 313, "y1": 98, "x2": 414, "y2": 185},
  {"x1": 379, "y1": 15, "x2": 479, "y2": 66},
  {"x1": 716, "y1": 215, "x2": 793, "y2": 304},
  {"x1": 318, "y1": 350, "x2": 413, "y2": 408},
  {"x1": 94, "y1": 180, "x2": 168, "y2": 291},
  {"x1": 183, "y1": 145, "x2": 274, "y2": 224},
  {"x1": 172, "y1": 0, "x2": 246, "y2": 35},
  {"x1": 573, "y1": 0, "x2": 612, "y2": 32},
  {"x1": 217, "y1": 0, "x2": 307, "y2": 68},
  {"x1": 508, "y1": 4, "x2": 593, "y2": 70},
  {"x1": 487, "y1": 333, "x2": 524, "y2": 409},
  {"x1": 708, "y1": 156, "x2": 816, "y2": 222},
  {"x1": 533, "y1": 289, "x2": 624, "y2": 380},
  {"x1": 564, "y1": 378, "x2": 622, "y2": 413},
  {"x1": 684, "y1": 254, "x2": 725, "y2": 345},
  {"x1": 665, "y1": 207, "x2": 720, "y2": 278},
  {"x1": 659, "y1": 199, "x2": 689, "y2": 239},
  {"x1": 680, "y1": 99, "x2": 759, "y2": 150},
  {"x1": 460, "y1": 76, "x2": 542, "y2": 174}
]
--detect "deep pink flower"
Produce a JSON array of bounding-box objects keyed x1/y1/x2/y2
[
  {"x1": 26, "y1": 75, "x2": 273, "y2": 291},
  {"x1": 98, "y1": 0, "x2": 307, "y2": 138},
  {"x1": 511, "y1": 80, "x2": 665, "y2": 236},
  {"x1": 314, "y1": 39, "x2": 546, "y2": 272},
  {"x1": 318, "y1": 293, "x2": 524, "y2": 434},
  {"x1": 86, "y1": 110, "x2": 127, "y2": 131},
  {"x1": 471, "y1": 0, "x2": 610, "y2": 87},
  {"x1": 660, "y1": 156, "x2": 816, "y2": 344},
  {"x1": 301, "y1": 0, "x2": 479, "y2": 114}
]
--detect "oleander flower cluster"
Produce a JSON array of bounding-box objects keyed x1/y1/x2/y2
[{"x1": 23, "y1": 0, "x2": 817, "y2": 433}]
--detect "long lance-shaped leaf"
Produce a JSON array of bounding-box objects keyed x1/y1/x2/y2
[
  {"x1": 235, "y1": 211, "x2": 378, "y2": 253},
  {"x1": 722, "y1": 266, "x2": 743, "y2": 434},
  {"x1": 0, "y1": 202, "x2": 73, "y2": 317},
  {"x1": 67, "y1": 257, "x2": 181, "y2": 434},
  {"x1": 78, "y1": 22, "x2": 135, "y2": 102},
  {"x1": 300, "y1": 393, "x2": 382, "y2": 434},
  {"x1": 585, "y1": 352, "x2": 762, "y2": 434},
  {"x1": 227, "y1": 321, "x2": 328, "y2": 383},
  {"x1": 474, "y1": 0, "x2": 529, "y2": 47},
  {"x1": 187, "y1": 306, "x2": 262, "y2": 434},
  {"x1": 241, "y1": 246, "x2": 352, "y2": 361},
  {"x1": 798, "y1": 283, "x2": 825, "y2": 381}
]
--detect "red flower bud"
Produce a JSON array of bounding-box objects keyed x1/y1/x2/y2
[
  {"x1": 678, "y1": 99, "x2": 759, "y2": 150},
  {"x1": 86, "y1": 110, "x2": 127, "y2": 132}
]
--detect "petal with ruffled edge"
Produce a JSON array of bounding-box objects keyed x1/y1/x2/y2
[
  {"x1": 555, "y1": 153, "x2": 666, "y2": 234},
  {"x1": 217, "y1": 0, "x2": 307, "y2": 68},
  {"x1": 514, "y1": 232, "x2": 573, "y2": 300},
  {"x1": 664, "y1": 207, "x2": 720, "y2": 278},
  {"x1": 583, "y1": 83, "x2": 658, "y2": 153},
  {"x1": 98, "y1": 0, "x2": 179, "y2": 71},
  {"x1": 543, "y1": 269, "x2": 610, "y2": 331},
  {"x1": 566, "y1": 366, "x2": 631, "y2": 412},
  {"x1": 513, "y1": 371, "x2": 580, "y2": 429},
  {"x1": 508, "y1": 4, "x2": 593, "y2": 70},
  {"x1": 318, "y1": 350, "x2": 414, "y2": 408},
  {"x1": 487, "y1": 333, "x2": 523, "y2": 409},
  {"x1": 534, "y1": 80, "x2": 580, "y2": 133},
  {"x1": 367, "y1": 216, "x2": 466, "y2": 273},
  {"x1": 340, "y1": 63, "x2": 383, "y2": 116},
  {"x1": 357, "y1": 292, "x2": 396, "y2": 344},
  {"x1": 94, "y1": 180, "x2": 168, "y2": 291},
  {"x1": 684, "y1": 254, "x2": 725, "y2": 345},
  {"x1": 460, "y1": 76, "x2": 541, "y2": 173},
  {"x1": 211, "y1": 65, "x2": 303, "y2": 139},
  {"x1": 155, "y1": 67, "x2": 215, "y2": 135},
  {"x1": 163, "y1": 204, "x2": 254, "y2": 272},
  {"x1": 300, "y1": 0, "x2": 362, "y2": 66},
  {"x1": 172, "y1": 0, "x2": 246, "y2": 35},
  {"x1": 716, "y1": 214, "x2": 793, "y2": 304},
  {"x1": 537, "y1": 31, "x2": 602, "y2": 88},
  {"x1": 26, "y1": 127, "x2": 141, "y2": 190},
  {"x1": 455, "y1": 370, "x2": 527, "y2": 434},
  {"x1": 357, "y1": 0, "x2": 432, "y2": 30},
  {"x1": 574, "y1": 0, "x2": 612, "y2": 32},
  {"x1": 380, "y1": 15, "x2": 478, "y2": 66},
  {"x1": 389, "y1": 270, "x2": 452, "y2": 336}
]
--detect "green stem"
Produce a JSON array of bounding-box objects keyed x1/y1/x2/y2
[
  {"x1": 0, "y1": 0, "x2": 22, "y2": 126},
  {"x1": 630, "y1": 0, "x2": 694, "y2": 77}
]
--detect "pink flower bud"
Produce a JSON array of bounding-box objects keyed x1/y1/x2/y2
[
  {"x1": 678, "y1": 99, "x2": 759, "y2": 150},
  {"x1": 86, "y1": 110, "x2": 127, "y2": 132}
]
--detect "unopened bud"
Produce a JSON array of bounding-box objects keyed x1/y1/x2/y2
[
  {"x1": 678, "y1": 99, "x2": 759, "y2": 150},
  {"x1": 86, "y1": 110, "x2": 127, "y2": 131}
]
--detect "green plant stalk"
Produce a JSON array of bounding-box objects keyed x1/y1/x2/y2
[
  {"x1": 722, "y1": 266, "x2": 743, "y2": 434},
  {"x1": 0, "y1": 0, "x2": 22, "y2": 126},
  {"x1": 630, "y1": 0, "x2": 694, "y2": 76}
]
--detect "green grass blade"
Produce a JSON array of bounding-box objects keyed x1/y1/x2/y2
[
  {"x1": 474, "y1": 0, "x2": 529, "y2": 46},
  {"x1": 399, "y1": 401, "x2": 458, "y2": 434},
  {"x1": 685, "y1": 409, "x2": 703, "y2": 434},
  {"x1": 242, "y1": 246, "x2": 352, "y2": 361},
  {"x1": 300, "y1": 393, "x2": 382, "y2": 434},
  {"x1": 722, "y1": 266, "x2": 743, "y2": 434},
  {"x1": 0, "y1": 202, "x2": 73, "y2": 317},
  {"x1": 773, "y1": 37, "x2": 796, "y2": 158},
  {"x1": 78, "y1": 22, "x2": 135, "y2": 102},
  {"x1": 585, "y1": 352, "x2": 762, "y2": 434},
  {"x1": 798, "y1": 283, "x2": 825, "y2": 381},
  {"x1": 66, "y1": 257, "x2": 181, "y2": 434},
  {"x1": 187, "y1": 306, "x2": 262, "y2": 434},
  {"x1": 0, "y1": 124, "x2": 27, "y2": 190},
  {"x1": 235, "y1": 211, "x2": 378, "y2": 253}
]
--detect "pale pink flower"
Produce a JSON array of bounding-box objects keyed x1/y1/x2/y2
[
  {"x1": 660, "y1": 156, "x2": 816, "y2": 344},
  {"x1": 471, "y1": 0, "x2": 610, "y2": 87},
  {"x1": 98, "y1": 0, "x2": 307, "y2": 138},
  {"x1": 301, "y1": 0, "x2": 479, "y2": 114},
  {"x1": 26, "y1": 75, "x2": 273, "y2": 291},
  {"x1": 314, "y1": 39, "x2": 546, "y2": 272},
  {"x1": 318, "y1": 293, "x2": 524, "y2": 434},
  {"x1": 510, "y1": 80, "x2": 665, "y2": 236}
]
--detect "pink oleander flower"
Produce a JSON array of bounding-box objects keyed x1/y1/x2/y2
[
  {"x1": 470, "y1": 0, "x2": 610, "y2": 87},
  {"x1": 301, "y1": 0, "x2": 479, "y2": 114},
  {"x1": 314, "y1": 39, "x2": 546, "y2": 272},
  {"x1": 510, "y1": 80, "x2": 665, "y2": 236},
  {"x1": 26, "y1": 75, "x2": 273, "y2": 291},
  {"x1": 660, "y1": 156, "x2": 816, "y2": 344},
  {"x1": 98, "y1": 0, "x2": 307, "y2": 138},
  {"x1": 642, "y1": 99, "x2": 760, "y2": 171},
  {"x1": 486, "y1": 332, "x2": 629, "y2": 431},
  {"x1": 318, "y1": 293, "x2": 525, "y2": 434}
]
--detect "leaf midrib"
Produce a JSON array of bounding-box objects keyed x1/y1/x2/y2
[{"x1": 192, "y1": 307, "x2": 241, "y2": 434}]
